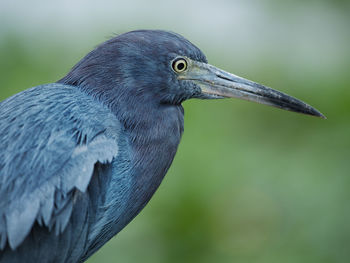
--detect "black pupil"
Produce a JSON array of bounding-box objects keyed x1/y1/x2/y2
[{"x1": 177, "y1": 61, "x2": 185, "y2": 71}]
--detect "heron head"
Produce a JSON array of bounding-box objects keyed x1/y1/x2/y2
[{"x1": 60, "y1": 30, "x2": 324, "y2": 118}]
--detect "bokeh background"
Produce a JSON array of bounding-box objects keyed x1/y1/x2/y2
[{"x1": 1, "y1": 0, "x2": 349, "y2": 262}]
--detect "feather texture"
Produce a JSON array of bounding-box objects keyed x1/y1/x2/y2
[{"x1": 0, "y1": 84, "x2": 120, "y2": 250}]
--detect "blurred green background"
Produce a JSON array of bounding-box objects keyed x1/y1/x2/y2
[{"x1": 1, "y1": 0, "x2": 349, "y2": 262}]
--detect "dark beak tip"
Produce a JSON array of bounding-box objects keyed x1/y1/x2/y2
[
  {"x1": 319, "y1": 113, "x2": 327, "y2": 119},
  {"x1": 310, "y1": 109, "x2": 326, "y2": 119},
  {"x1": 319, "y1": 113, "x2": 327, "y2": 120}
]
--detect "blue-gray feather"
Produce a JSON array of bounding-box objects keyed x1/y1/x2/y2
[{"x1": 0, "y1": 84, "x2": 120, "y2": 250}]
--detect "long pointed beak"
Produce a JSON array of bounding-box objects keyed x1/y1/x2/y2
[{"x1": 180, "y1": 60, "x2": 325, "y2": 118}]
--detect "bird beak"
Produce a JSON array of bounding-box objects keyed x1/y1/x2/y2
[{"x1": 179, "y1": 60, "x2": 325, "y2": 118}]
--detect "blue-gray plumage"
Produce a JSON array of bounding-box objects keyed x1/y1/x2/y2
[{"x1": 0, "y1": 30, "x2": 324, "y2": 263}]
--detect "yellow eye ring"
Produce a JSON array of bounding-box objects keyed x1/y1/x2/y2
[{"x1": 172, "y1": 58, "x2": 188, "y2": 73}]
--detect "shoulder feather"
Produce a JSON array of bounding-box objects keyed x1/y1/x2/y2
[{"x1": 0, "y1": 84, "x2": 120, "y2": 249}]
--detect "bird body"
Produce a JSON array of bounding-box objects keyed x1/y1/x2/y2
[
  {"x1": 0, "y1": 30, "x2": 323, "y2": 262},
  {"x1": 0, "y1": 83, "x2": 183, "y2": 262}
]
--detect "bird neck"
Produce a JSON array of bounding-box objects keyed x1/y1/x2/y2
[
  {"x1": 86, "y1": 90, "x2": 184, "y2": 245},
  {"x1": 78, "y1": 82, "x2": 184, "y2": 141},
  {"x1": 118, "y1": 103, "x2": 184, "y2": 140},
  {"x1": 68, "y1": 84, "x2": 185, "y2": 251}
]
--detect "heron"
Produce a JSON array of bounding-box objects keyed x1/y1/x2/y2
[{"x1": 0, "y1": 30, "x2": 324, "y2": 262}]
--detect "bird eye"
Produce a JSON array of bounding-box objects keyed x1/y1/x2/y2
[{"x1": 172, "y1": 58, "x2": 188, "y2": 73}]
